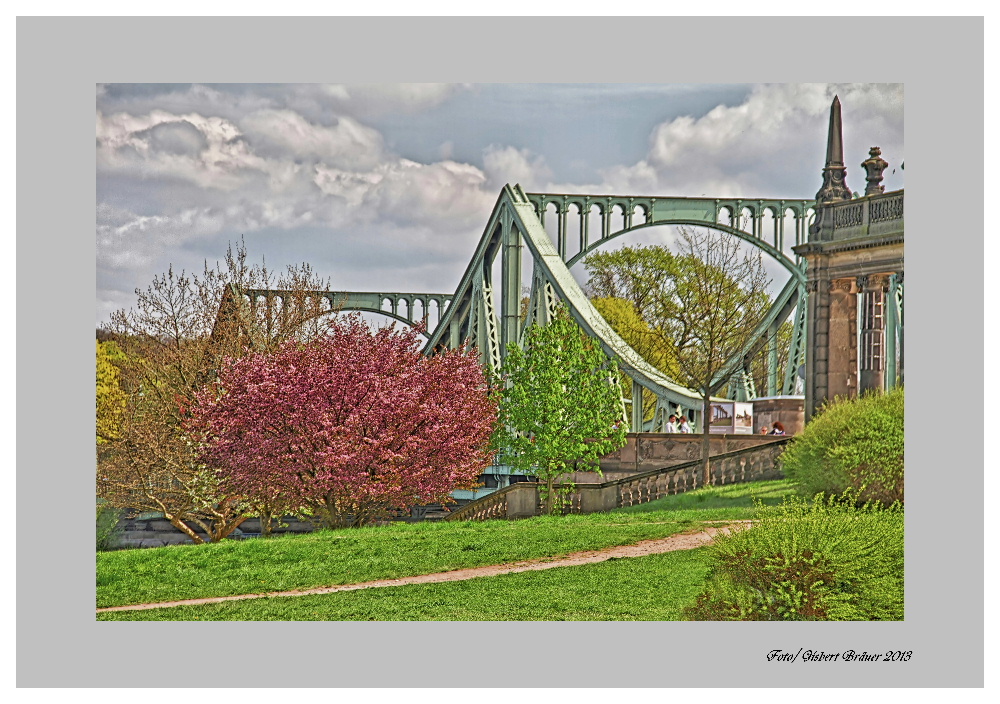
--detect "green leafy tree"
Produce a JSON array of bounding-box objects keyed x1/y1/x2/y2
[
  {"x1": 591, "y1": 296, "x2": 676, "y2": 421},
  {"x1": 96, "y1": 339, "x2": 127, "y2": 444},
  {"x1": 495, "y1": 306, "x2": 627, "y2": 514},
  {"x1": 586, "y1": 243, "x2": 703, "y2": 420},
  {"x1": 586, "y1": 232, "x2": 771, "y2": 481},
  {"x1": 666, "y1": 229, "x2": 771, "y2": 482}
]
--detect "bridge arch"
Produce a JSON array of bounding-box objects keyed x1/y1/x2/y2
[
  {"x1": 230, "y1": 289, "x2": 454, "y2": 340},
  {"x1": 525, "y1": 192, "x2": 812, "y2": 276},
  {"x1": 345, "y1": 306, "x2": 430, "y2": 335},
  {"x1": 564, "y1": 218, "x2": 806, "y2": 285}
]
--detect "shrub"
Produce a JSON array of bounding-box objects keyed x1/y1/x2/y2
[
  {"x1": 683, "y1": 496, "x2": 903, "y2": 621},
  {"x1": 779, "y1": 387, "x2": 903, "y2": 505},
  {"x1": 96, "y1": 501, "x2": 122, "y2": 552}
]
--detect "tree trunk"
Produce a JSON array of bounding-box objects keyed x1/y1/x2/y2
[
  {"x1": 545, "y1": 476, "x2": 554, "y2": 515},
  {"x1": 701, "y1": 394, "x2": 712, "y2": 485},
  {"x1": 208, "y1": 515, "x2": 247, "y2": 542},
  {"x1": 260, "y1": 505, "x2": 275, "y2": 537},
  {"x1": 163, "y1": 511, "x2": 205, "y2": 544}
]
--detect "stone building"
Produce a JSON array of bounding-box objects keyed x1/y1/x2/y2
[{"x1": 793, "y1": 96, "x2": 904, "y2": 420}]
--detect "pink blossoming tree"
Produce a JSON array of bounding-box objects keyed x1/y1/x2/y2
[{"x1": 188, "y1": 315, "x2": 498, "y2": 528}]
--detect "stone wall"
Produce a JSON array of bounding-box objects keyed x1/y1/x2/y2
[
  {"x1": 751, "y1": 396, "x2": 805, "y2": 435},
  {"x1": 107, "y1": 514, "x2": 315, "y2": 549}
]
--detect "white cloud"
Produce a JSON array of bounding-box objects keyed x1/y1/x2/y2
[
  {"x1": 593, "y1": 83, "x2": 904, "y2": 198},
  {"x1": 97, "y1": 109, "x2": 271, "y2": 190},
  {"x1": 359, "y1": 159, "x2": 493, "y2": 229},
  {"x1": 334, "y1": 83, "x2": 466, "y2": 116},
  {"x1": 240, "y1": 109, "x2": 387, "y2": 169},
  {"x1": 97, "y1": 83, "x2": 471, "y2": 127},
  {"x1": 482, "y1": 145, "x2": 553, "y2": 191}
]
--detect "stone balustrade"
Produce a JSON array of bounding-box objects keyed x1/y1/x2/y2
[
  {"x1": 825, "y1": 190, "x2": 904, "y2": 242},
  {"x1": 448, "y1": 438, "x2": 790, "y2": 521}
]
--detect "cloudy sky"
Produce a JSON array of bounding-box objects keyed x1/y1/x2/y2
[{"x1": 96, "y1": 82, "x2": 904, "y2": 326}]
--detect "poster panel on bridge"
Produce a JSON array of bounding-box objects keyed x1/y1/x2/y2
[{"x1": 708, "y1": 402, "x2": 754, "y2": 434}]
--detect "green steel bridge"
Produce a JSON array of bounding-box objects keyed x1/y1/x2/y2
[{"x1": 222, "y1": 184, "x2": 819, "y2": 432}]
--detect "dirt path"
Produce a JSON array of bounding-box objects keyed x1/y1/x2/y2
[{"x1": 97, "y1": 522, "x2": 750, "y2": 614}]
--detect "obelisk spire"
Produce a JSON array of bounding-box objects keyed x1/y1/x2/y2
[{"x1": 815, "y1": 95, "x2": 852, "y2": 203}]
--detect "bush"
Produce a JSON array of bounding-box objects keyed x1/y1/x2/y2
[
  {"x1": 779, "y1": 388, "x2": 903, "y2": 505},
  {"x1": 683, "y1": 496, "x2": 903, "y2": 621}
]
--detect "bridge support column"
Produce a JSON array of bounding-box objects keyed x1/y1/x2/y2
[
  {"x1": 826, "y1": 278, "x2": 859, "y2": 400},
  {"x1": 885, "y1": 273, "x2": 902, "y2": 389},
  {"x1": 631, "y1": 380, "x2": 644, "y2": 432},
  {"x1": 885, "y1": 279, "x2": 897, "y2": 390}
]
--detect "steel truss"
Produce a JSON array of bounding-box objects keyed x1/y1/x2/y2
[{"x1": 423, "y1": 185, "x2": 813, "y2": 430}]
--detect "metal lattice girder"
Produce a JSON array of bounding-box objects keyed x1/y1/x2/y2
[
  {"x1": 650, "y1": 396, "x2": 676, "y2": 432},
  {"x1": 631, "y1": 380, "x2": 644, "y2": 432},
  {"x1": 705, "y1": 274, "x2": 805, "y2": 399},
  {"x1": 729, "y1": 368, "x2": 756, "y2": 403},
  {"x1": 519, "y1": 270, "x2": 559, "y2": 344},
  {"x1": 509, "y1": 186, "x2": 712, "y2": 409},
  {"x1": 231, "y1": 187, "x2": 812, "y2": 421},
  {"x1": 469, "y1": 275, "x2": 502, "y2": 371},
  {"x1": 783, "y1": 294, "x2": 809, "y2": 395}
]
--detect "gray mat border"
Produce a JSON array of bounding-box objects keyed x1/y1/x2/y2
[{"x1": 16, "y1": 15, "x2": 983, "y2": 689}]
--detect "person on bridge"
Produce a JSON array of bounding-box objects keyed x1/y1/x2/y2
[
  {"x1": 678, "y1": 416, "x2": 692, "y2": 433},
  {"x1": 769, "y1": 422, "x2": 786, "y2": 435},
  {"x1": 665, "y1": 415, "x2": 678, "y2": 433}
]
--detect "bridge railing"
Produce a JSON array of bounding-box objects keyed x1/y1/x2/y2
[{"x1": 445, "y1": 438, "x2": 790, "y2": 521}]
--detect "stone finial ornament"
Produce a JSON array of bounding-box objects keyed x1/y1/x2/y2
[
  {"x1": 861, "y1": 146, "x2": 889, "y2": 196},
  {"x1": 815, "y1": 96, "x2": 853, "y2": 204}
]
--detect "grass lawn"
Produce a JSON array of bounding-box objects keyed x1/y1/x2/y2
[
  {"x1": 613, "y1": 478, "x2": 798, "y2": 515},
  {"x1": 97, "y1": 547, "x2": 712, "y2": 621},
  {"x1": 98, "y1": 511, "x2": 718, "y2": 608},
  {"x1": 97, "y1": 479, "x2": 797, "y2": 611}
]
